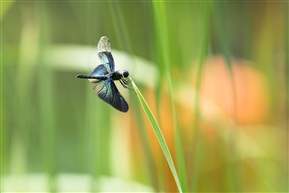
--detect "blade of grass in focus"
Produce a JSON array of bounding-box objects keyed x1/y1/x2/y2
[
  {"x1": 131, "y1": 95, "x2": 160, "y2": 190},
  {"x1": 131, "y1": 79, "x2": 183, "y2": 193}
]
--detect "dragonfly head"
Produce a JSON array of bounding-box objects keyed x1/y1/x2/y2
[{"x1": 123, "y1": 70, "x2": 129, "y2": 78}]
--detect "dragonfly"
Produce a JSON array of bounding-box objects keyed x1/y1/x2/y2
[{"x1": 76, "y1": 36, "x2": 130, "y2": 112}]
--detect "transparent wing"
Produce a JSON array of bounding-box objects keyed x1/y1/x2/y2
[
  {"x1": 93, "y1": 79, "x2": 129, "y2": 112},
  {"x1": 97, "y1": 36, "x2": 111, "y2": 52},
  {"x1": 97, "y1": 36, "x2": 115, "y2": 72}
]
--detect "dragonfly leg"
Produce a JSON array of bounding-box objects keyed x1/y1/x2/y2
[
  {"x1": 119, "y1": 79, "x2": 128, "y2": 88},
  {"x1": 122, "y1": 77, "x2": 131, "y2": 85},
  {"x1": 119, "y1": 79, "x2": 133, "y2": 90}
]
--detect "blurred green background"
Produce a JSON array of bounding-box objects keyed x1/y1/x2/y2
[{"x1": 1, "y1": 1, "x2": 288, "y2": 192}]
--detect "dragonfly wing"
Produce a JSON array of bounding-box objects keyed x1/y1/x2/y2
[
  {"x1": 93, "y1": 79, "x2": 129, "y2": 112},
  {"x1": 86, "y1": 64, "x2": 109, "y2": 83},
  {"x1": 98, "y1": 52, "x2": 115, "y2": 72},
  {"x1": 97, "y1": 36, "x2": 111, "y2": 53},
  {"x1": 97, "y1": 36, "x2": 115, "y2": 72},
  {"x1": 89, "y1": 64, "x2": 109, "y2": 76}
]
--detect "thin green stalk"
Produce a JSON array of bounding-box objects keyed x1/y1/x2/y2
[
  {"x1": 9, "y1": 2, "x2": 39, "y2": 191},
  {"x1": 111, "y1": 1, "x2": 131, "y2": 54},
  {"x1": 166, "y1": 70, "x2": 188, "y2": 192},
  {"x1": 85, "y1": 2, "x2": 111, "y2": 191},
  {"x1": 10, "y1": 3, "x2": 32, "y2": 177},
  {"x1": 85, "y1": 82, "x2": 99, "y2": 192},
  {"x1": 110, "y1": 2, "x2": 158, "y2": 188},
  {"x1": 284, "y1": 2, "x2": 289, "y2": 192},
  {"x1": 0, "y1": 0, "x2": 3, "y2": 190},
  {"x1": 85, "y1": 82, "x2": 110, "y2": 192},
  {"x1": 190, "y1": 2, "x2": 211, "y2": 192},
  {"x1": 215, "y1": 2, "x2": 241, "y2": 192},
  {"x1": 131, "y1": 96, "x2": 160, "y2": 191},
  {"x1": 152, "y1": 2, "x2": 187, "y2": 191},
  {"x1": 84, "y1": 2, "x2": 98, "y2": 192},
  {"x1": 37, "y1": 2, "x2": 56, "y2": 192},
  {"x1": 131, "y1": 79, "x2": 183, "y2": 193}
]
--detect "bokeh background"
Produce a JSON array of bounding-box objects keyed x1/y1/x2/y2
[{"x1": 2, "y1": 1, "x2": 288, "y2": 192}]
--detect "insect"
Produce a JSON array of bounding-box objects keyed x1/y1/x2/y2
[{"x1": 76, "y1": 36, "x2": 130, "y2": 112}]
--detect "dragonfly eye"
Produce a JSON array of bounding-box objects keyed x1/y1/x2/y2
[{"x1": 123, "y1": 71, "x2": 129, "y2": 78}]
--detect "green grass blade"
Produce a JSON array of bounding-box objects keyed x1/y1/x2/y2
[
  {"x1": 190, "y1": 2, "x2": 212, "y2": 192},
  {"x1": 37, "y1": 2, "x2": 57, "y2": 192},
  {"x1": 131, "y1": 95, "x2": 160, "y2": 190},
  {"x1": 152, "y1": 2, "x2": 188, "y2": 191},
  {"x1": 214, "y1": 2, "x2": 241, "y2": 192},
  {"x1": 131, "y1": 79, "x2": 183, "y2": 193}
]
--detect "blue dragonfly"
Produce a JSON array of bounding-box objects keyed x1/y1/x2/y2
[{"x1": 76, "y1": 36, "x2": 130, "y2": 112}]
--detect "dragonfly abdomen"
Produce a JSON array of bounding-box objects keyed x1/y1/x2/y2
[{"x1": 76, "y1": 74, "x2": 108, "y2": 83}]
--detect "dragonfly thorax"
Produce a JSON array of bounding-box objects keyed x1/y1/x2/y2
[{"x1": 111, "y1": 71, "x2": 129, "y2": 81}]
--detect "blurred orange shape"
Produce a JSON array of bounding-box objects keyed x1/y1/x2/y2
[{"x1": 198, "y1": 56, "x2": 269, "y2": 125}]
